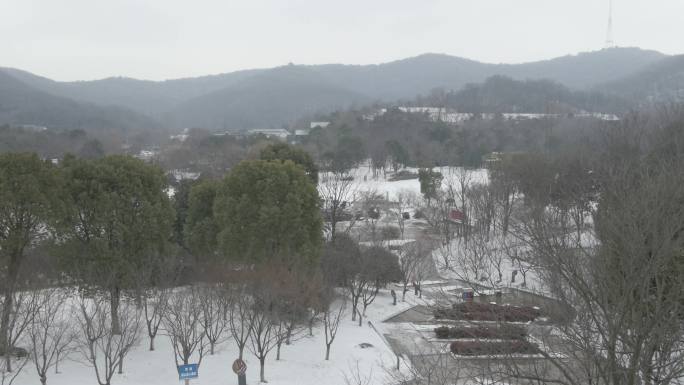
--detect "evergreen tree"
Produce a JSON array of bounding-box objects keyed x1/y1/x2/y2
[
  {"x1": 0, "y1": 153, "x2": 57, "y2": 356},
  {"x1": 58, "y1": 155, "x2": 174, "y2": 333},
  {"x1": 215, "y1": 160, "x2": 322, "y2": 268}
]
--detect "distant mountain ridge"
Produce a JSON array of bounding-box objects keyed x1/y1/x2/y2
[
  {"x1": 598, "y1": 54, "x2": 684, "y2": 105},
  {"x1": 437, "y1": 76, "x2": 630, "y2": 114},
  {"x1": 1, "y1": 47, "x2": 680, "y2": 131},
  {"x1": 0, "y1": 70, "x2": 160, "y2": 133}
]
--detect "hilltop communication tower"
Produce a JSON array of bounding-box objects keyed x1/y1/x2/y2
[{"x1": 605, "y1": 0, "x2": 616, "y2": 48}]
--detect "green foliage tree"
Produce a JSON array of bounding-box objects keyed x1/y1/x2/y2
[
  {"x1": 58, "y1": 155, "x2": 174, "y2": 333},
  {"x1": 0, "y1": 153, "x2": 57, "y2": 356},
  {"x1": 385, "y1": 140, "x2": 410, "y2": 172},
  {"x1": 184, "y1": 179, "x2": 220, "y2": 259},
  {"x1": 171, "y1": 179, "x2": 194, "y2": 248},
  {"x1": 214, "y1": 160, "x2": 322, "y2": 268},
  {"x1": 418, "y1": 168, "x2": 443, "y2": 202},
  {"x1": 259, "y1": 142, "x2": 319, "y2": 183},
  {"x1": 320, "y1": 234, "x2": 361, "y2": 286},
  {"x1": 323, "y1": 136, "x2": 366, "y2": 173}
]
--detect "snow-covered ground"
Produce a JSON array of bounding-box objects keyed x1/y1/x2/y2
[
  {"x1": 11, "y1": 291, "x2": 417, "y2": 385},
  {"x1": 10, "y1": 165, "x2": 501, "y2": 385},
  {"x1": 320, "y1": 164, "x2": 488, "y2": 201},
  {"x1": 430, "y1": 235, "x2": 547, "y2": 296}
]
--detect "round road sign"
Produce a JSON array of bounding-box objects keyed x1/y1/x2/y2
[{"x1": 232, "y1": 359, "x2": 247, "y2": 375}]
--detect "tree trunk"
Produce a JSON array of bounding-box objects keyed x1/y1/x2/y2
[
  {"x1": 0, "y1": 253, "x2": 20, "y2": 363},
  {"x1": 259, "y1": 357, "x2": 266, "y2": 383},
  {"x1": 0, "y1": 291, "x2": 12, "y2": 374},
  {"x1": 0, "y1": 289, "x2": 13, "y2": 356},
  {"x1": 149, "y1": 336, "x2": 155, "y2": 351},
  {"x1": 276, "y1": 342, "x2": 281, "y2": 360},
  {"x1": 210, "y1": 342, "x2": 215, "y2": 355},
  {"x1": 40, "y1": 374, "x2": 47, "y2": 385},
  {"x1": 118, "y1": 352, "x2": 123, "y2": 374},
  {"x1": 110, "y1": 287, "x2": 121, "y2": 335},
  {"x1": 325, "y1": 344, "x2": 331, "y2": 360},
  {"x1": 285, "y1": 324, "x2": 293, "y2": 345},
  {"x1": 351, "y1": 296, "x2": 358, "y2": 321}
]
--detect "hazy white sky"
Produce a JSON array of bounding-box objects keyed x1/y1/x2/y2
[{"x1": 1, "y1": 0, "x2": 682, "y2": 81}]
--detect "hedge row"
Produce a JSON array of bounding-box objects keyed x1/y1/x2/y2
[
  {"x1": 433, "y1": 324, "x2": 527, "y2": 340},
  {"x1": 450, "y1": 340, "x2": 540, "y2": 356},
  {"x1": 434, "y1": 302, "x2": 541, "y2": 322}
]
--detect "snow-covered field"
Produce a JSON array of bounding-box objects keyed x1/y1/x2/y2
[
  {"x1": 321, "y1": 164, "x2": 488, "y2": 201},
  {"x1": 11, "y1": 292, "x2": 416, "y2": 385},
  {"x1": 10, "y1": 165, "x2": 496, "y2": 385}
]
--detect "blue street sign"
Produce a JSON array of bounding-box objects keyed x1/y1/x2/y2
[{"x1": 178, "y1": 364, "x2": 199, "y2": 380}]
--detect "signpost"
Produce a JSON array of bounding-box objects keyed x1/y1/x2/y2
[
  {"x1": 178, "y1": 363, "x2": 199, "y2": 384},
  {"x1": 232, "y1": 358, "x2": 247, "y2": 385}
]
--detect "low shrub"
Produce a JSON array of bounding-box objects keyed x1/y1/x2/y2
[
  {"x1": 450, "y1": 340, "x2": 540, "y2": 356},
  {"x1": 433, "y1": 302, "x2": 541, "y2": 322},
  {"x1": 433, "y1": 325, "x2": 527, "y2": 340},
  {"x1": 434, "y1": 326, "x2": 451, "y2": 339},
  {"x1": 389, "y1": 171, "x2": 418, "y2": 181},
  {"x1": 381, "y1": 226, "x2": 401, "y2": 240}
]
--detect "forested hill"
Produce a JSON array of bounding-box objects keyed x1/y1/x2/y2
[
  {"x1": 432, "y1": 76, "x2": 630, "y2": 114},
  {"x1": 0, "y1": 47, "x2": 677, "y2": 131},
  {"x1": 0, "y1": 70, "x2": 161, "y2": 133},
  {"x1": 597, "y1": 54, "x2": 684, "y2": 105}
]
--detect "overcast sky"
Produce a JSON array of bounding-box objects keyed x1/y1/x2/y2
[{"x1": 1, "y1": 0, "x2": 682, "y2": 81}]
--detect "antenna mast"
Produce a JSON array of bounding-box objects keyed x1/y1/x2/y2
[{"x1": 605, "y1": 0, "x2": 615, "y2": 48}]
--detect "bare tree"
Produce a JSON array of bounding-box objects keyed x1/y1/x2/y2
[
  {"x1": 342, "y1": 360, "x2": 374, "y2": 385},
  {"x1": 489, "y1": 158, "x2": 519, "y2": 237},
  {"x1": 485, "y1": 238, "x2": 507, "y2": 285},
  {"x1": 228, "y1": 287, "x2": 253, "y2": 360},
  {"x1": 273, "y1": 282, "x2": 309, "y2": 361},
  {"x1": 498, "y1": 122, "x2": 684, "y2": 385},
  {"x1": 247, "y1": 287, "x2": 279, "y2": 383},
  {"x1": 468, "y1": 182, "x2": 496, "y2": 238},
  {"x1": 358, "y1": 190, "x2": 383, "y2": 244},
  {"x1": 392, "y1": 190, "x2": 416, "y2": 240},
  {"x1": 448, "y1": 168, "x2": 473, "y2": 245},
  {"x1": 434, "y1": 242, "x2": 453, "y2": 271},
  {"x1": 141, "y1": 286, "x2": 169, "y2": 352},
  {"x1": 1, "y1": 290, "x2": 35, "y2": 384},
  {"x1": 383, "y1": 345, "x2": 467, "y2": 385},
  {"x1": 163, "y1": 287, "x2": 208, "y2": 368},
  {"x1": 399, "y1": 239, "x2": 433, "y2": 301},
  {"x1": 350, "y1": 246, "x2": 400, "y2": 322},
  {"x1": 199, "y1": 285, "x2": 229, "y2": 355},
  {"x1": 319, "y1": 172, "x2": 359, "y2": 241},
  {"x1": 3, "y1": 289, "x2": 41, "y2": 372},
  {"x1": 322, "y1": 288, "x2": 347, "y2": 360},
  {"x1": 348, "y1": 267, "x2": 368, "y2": 324},
  {"x1": 447, "y1": 235, "x2": 493, "y2": 292},
  {"x1": 74, "y1": 294, "x2": 141, "y2": 385},
  {"x1": 28, "y1": 288, "x2": 75, "y2": 385},
  {"x1": 137, "y1": 254, "x2": 178, "y2": 352},
  {"x1": 0, "y1": 352, "x2": 27, "y2": 385}
]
